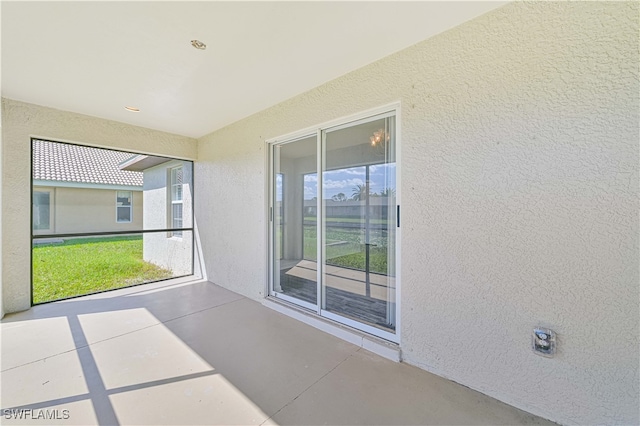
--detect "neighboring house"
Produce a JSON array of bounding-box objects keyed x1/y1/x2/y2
[
  {"x1": 32, "y1": 140, "x2": 143, "y2": 235},
  {"x1": 120, "y1": 155, "x2": 194, "y2": 277}
]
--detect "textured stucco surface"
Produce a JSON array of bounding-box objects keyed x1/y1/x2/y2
[
  {"x1": 1, "y1": 98, "x2": 197, "y2": 313},
  {"x1": 196, "y1": 3, "x2": 639, "y2": 425}
]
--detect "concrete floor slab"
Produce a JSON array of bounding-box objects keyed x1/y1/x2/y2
[
  {"x1": 269, "y1": 349, "x2": 556, "y2": 425},
  {"x1": 1, "y1": 280, "x2": 556, "y2": 425},
  {"x1": 1, "y1": 279, "x2": 244, "y2": 369},
  {"x1": 108, "y1": 371, "x2": 270, "y2": 425},
  {"x1": 1, "y1": 316, "x2": 77, "y2": 371},
  {"x1": 87, "y1": 324, "x2": 215, "y2": 390},
  {"x1": 0, "y1": 350, "x2": 88, "y2": 410},
  {"x1": 161, "y1": 297, "x2": 360, "y2": 416}
]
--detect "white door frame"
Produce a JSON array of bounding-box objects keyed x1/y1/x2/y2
[{"x1": 266, "y1": 102, "x2": 402, "y2": 344}]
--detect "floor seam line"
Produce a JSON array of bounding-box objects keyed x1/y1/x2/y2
[
  {"x1": 78, "y1": 297, "x2": 246, "y2": 347},
  {"x1": 1, "y1": 297, "x2": 246, "y2": 372},
  {"x1": 259, "y1": 347, "x2": 359, "y2": 425},
  {"x1": 1, "y1": 348, "x2": 79, "y2": 373},
  {"x1": 1, "y1": 320, "x2": 164, "y2": 372},
  {"x1": 159, "y1": 297, "x2": 246, "y2": 326}
]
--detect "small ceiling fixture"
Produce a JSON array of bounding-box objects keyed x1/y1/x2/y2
[
  {"x1": 191, "y1": 40, "x2": 206, "y2": 50},
  {"x1": 124, "y1": 106, "x2": 140, "y2": 112}
]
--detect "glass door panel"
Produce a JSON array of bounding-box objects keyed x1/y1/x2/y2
[
  {"x1": 272, "y1": 136, "x2": 318, "y2": 307},
  {"x1": 321, "y1": 116, "x2": 396, "y2": 332}
]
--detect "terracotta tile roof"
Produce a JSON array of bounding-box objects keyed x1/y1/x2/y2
[{"x1": 32, "y1": 140, "x2": 143, "y2": 187}]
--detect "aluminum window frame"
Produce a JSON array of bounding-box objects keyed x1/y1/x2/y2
[
  {"x1": 169, "y1": 166, "x2": 184, "y2": 238},
  {"x1": 32, "y1": 188, "x2": 54, "y2": 233},
  {"x1": 115, "y1": 190, "x2": 133, "y2": 223}
]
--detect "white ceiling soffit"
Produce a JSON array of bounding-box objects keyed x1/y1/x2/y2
[{"x1": 2, "y1": 1, "x2": 505, "y2": 138}]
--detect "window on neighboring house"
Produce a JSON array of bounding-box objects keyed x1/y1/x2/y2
[
  {"x1": 170, "y1": 166, "x2": 183, "y2": 237},
  {"x1": 116, "y1": 191, "x2": 132, "y2": 223},
  {"x1": 33, "y1": 191, "x2": 51, "y2": 231}
]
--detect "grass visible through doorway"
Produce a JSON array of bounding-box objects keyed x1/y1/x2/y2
[
  {"x1": 302, "y1": 225, "x2": 389, "y2": 275},
  {"x1": 32, "y1": 235, "x2": 173, "y2": 304}
]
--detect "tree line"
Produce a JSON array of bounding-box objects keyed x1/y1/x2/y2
[{"x1": 330, "y1": 186, "x2": 396, "y2": 202}]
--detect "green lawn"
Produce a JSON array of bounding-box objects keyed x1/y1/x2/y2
[
  {"x1": 32, "y1": 235, "x2": 173, "y2": 304},
  {"x1": 327, "y1": 248, "x2": 388, "y2": 275},
  {"x1": 303, "y1": 226, "x2": 389, "y2": 275}
]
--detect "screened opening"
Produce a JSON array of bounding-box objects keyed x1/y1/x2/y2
[{"x1": 31, "y1": 139, "x2": 194, "y2": 304}]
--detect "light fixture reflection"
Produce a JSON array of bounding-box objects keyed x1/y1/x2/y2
[{"x1": 370, "y1": 129, "x2": 389, "y2": 147}]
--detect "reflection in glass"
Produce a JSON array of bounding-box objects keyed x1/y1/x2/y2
[{"x1": 322, "y1": 116, "x2": 396, "y2": 332}]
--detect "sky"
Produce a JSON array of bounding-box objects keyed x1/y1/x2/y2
[{"x1": 300, "y1": 163, "x2": 396, "y2": 200}]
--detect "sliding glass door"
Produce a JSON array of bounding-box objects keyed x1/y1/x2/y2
[
  {"x1": 321, "y1": 115, "x2": 396, "y2": 335},
  {"x1": 271, "y1": 136, "x2": 318, "y2": 310},
  {"x1": 269, "y1": 109, "x2": 398, "y2": 341}
]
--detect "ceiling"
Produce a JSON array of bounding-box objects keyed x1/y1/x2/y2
[{"x1": 2, "y1": 1, "x2": 505, "y2": 138}]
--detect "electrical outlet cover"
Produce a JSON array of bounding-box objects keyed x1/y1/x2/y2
[{"x1": 533, "y1": 327, "x2": 556, "y2": 357}]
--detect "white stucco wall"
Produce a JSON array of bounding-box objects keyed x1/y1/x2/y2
[
  {"x1": 195, "y1": 3, "x2": 639, "y2": 425},
  {"x1": 1, "y1": 98, "x2": 197, "y2": 313},
  {"x1": 0, "y1": 96, "x2": 3, "y2": 320},
  {"x1": 142, "y1": 160, "x2": 194, "y2": 277}
]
